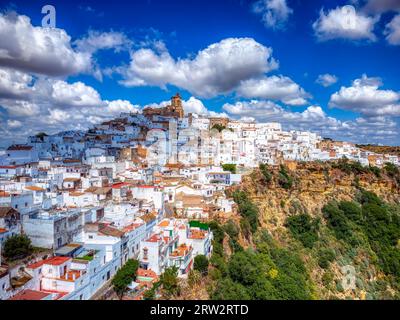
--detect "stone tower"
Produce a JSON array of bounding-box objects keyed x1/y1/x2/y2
[{"x1": 169, "y1": 93, "x2": 184, "y2": 118}]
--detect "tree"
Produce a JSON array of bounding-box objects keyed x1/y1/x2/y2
[
  {"x1": 278, "y1": 165, "x2": 293, "y2": 190},
  {"x1": 317, "y1": 248, "x2": 336, "y2": 269},
  {"x1": 111, "y1": 259, "x2": 139, "y2": 299},
  {"x1": 211, "y1": 278, "x2": 251, "y2": 300},
  {"x1": 160, "y1": 266, "x2": 180, "y2": 298},
  {"x1": 232, "y1": 191, "x2": 259, "y2": 233},
  {"x1": 3, "y1": 234, "x2": 33, "y2": 260},
  {"x1": 228, "y1": 251, "x2": 260, "y2": 286},
  {"x1": 259, "y1": 163, "x2": 272, "y2": 184},
  {"x1": 211, "y1": 124, "x2": 226, "y2": 132},
  {"x1": 222, "y1": 163, "x2": 236, "y2": 174},
  {"x1": 194, "y1": 255, "x2": 209, "y2": 275},
  {"x1": 285, "y1": 214, "x2": 319, "y2": 248},
  {"x1": 338, "y1": 201, "x2": 362, "y2": 223}
]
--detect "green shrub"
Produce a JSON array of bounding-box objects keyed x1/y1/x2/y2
[
  {"x1": 111, "y1": 259, "x2": 139, "y2": 299},
  {"x1": 223, "y1": 220, "x2": 239, "y2": 240},
  {"x1": 286, "y1": 214, "x2": 319, "y2": 248},
  {"x1": 259, "y1": 163, "x2": 273, "y2": 183},
  {"x1": 278, "y1": 165, "x2": 293, "y2": 190},
  {"x1": 317, "y1": 248, "x2": 336, "y2": 269},
  {"x1": 194, "y1": 255, "x2": 209, "y2": 275},
  {"x1": 222, "y1": 163, "x2": 236, "y2": 174},
  {"x1": 160, "y1": 266, "x2": 180, "y2": 298},
  {"x1": 232, "y1": 191, "x2": 259, "y2": 233},
  {"x1": 3, "y1": 234, "x2": 33, "y2": 261}
]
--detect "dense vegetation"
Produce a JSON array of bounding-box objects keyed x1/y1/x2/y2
[
  {"x1": 159, "y1": 266, "x2": 180, "y2": 298},
  {"x1": 222, "y1": 163, "x2": 237, "y2": 174},
  {"x1": 207, "y1": 160, "x2": 400, "y2": 300},
  {"x1": 209, "y1": 226, "x2": 314, "y2": 300},
  {"x1": 322, "y1": 190, "x2": 400, "y2": 286},
  {"x1": 112, "y1": 259, "x2": 139, "y2": 299},
  {"x1": 194, "y1": 255, "x2": 209, "y2": 275},
  {"x1": 232, "y1": 190, "x2": 259, "y2": 234},
  {"x1": 278, "y1": 165, "x2": 293, "y2": 190},
  {"x1": 3, "y1": 234, "x2": 33, "y2": 261},
  {"x1": 285, "y1": 214, "x2": 320, "y2": 248}
]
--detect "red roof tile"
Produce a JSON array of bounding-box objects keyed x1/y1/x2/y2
[
  {"x1": 43, "y1": 256, "x2": 71, "y2": 266},
  {"x1": 9, "y1": 289, "x2": 51, "y2": 300}
]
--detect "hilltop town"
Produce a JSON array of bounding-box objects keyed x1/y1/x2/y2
[{"x1": 0, "y1": 93, "x2": 399, "y2": 300}]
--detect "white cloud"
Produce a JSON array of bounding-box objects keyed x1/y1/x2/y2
[
  {"x1": 119, "y1": 37, "x2": 279, "y2": 98},
  {"x1": 316, "y1": 73, "x2": 338, "y2": 87},
  {"x1": 312, "y1": 6, "x2": 379, "y2": 41},
  {"x1": 0, "y1": 100, "x2": 40, "y2": 117},
  {"x1": 74, "y1": 30, "x2": 131, "y2": 54},
  {"x1": 6, "y1": 119, "x2": 22, "y2": 129},
  {"x1": 0, "y1": 67, "x2": 33, "y2": 99},
  {"x1": 252, "y1": 0, "x2": 293, "y2": 30},
  {"x1": 222, "y1": 99, "x2": 398, "y2": 143},
  {"x1": 384, "y1": 14, "x2": 400, "y2": 45},
  {"x1": 236, "y1": 75, "x2": 310, "y2": 105},
  {"x1": 0, "y1": 69, "x2": 140, "y2": 138},
  {"x1": 106, "y1": 99, "x2": 140, "y2": 114},
  {"x1": 48, "y1": 80, "x2": 104, "y2": 107},
  {"x1": 0, "y1": 12, "x2": 92, "y2": 77},
  {"x1": 329, "y1": 74, "x2": 400, "y2": 116}
]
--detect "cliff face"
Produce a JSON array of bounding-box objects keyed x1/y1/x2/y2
[{"x1": 224, "y1": 162, "x2": 400, "y2": 300}]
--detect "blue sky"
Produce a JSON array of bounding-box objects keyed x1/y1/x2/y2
[{"x1": 0, "y1": 0, "x2": 399, "y2": 146}]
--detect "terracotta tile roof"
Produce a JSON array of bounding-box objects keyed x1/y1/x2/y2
[
  {"x1": 189, "y1": 229, "x2": 207, "y2": 240},
  {"x1": 140, "y1": 213, "x2": 156, "y2": 223},
  {"x1": 25, "y1": 186, "x2": 45, "y2": 192},
  {"x1": 146, "y1": 234, "x2": 161, "y2": 243},
  {"x1": 0, "y1": 228, "x2": 7, "y2": 234},
  {"x1": 122, "y1": 223, "x2": 143, "y2": 233},
  {"x1": 7, "y1": 145, "x2": 33, "y2": 151},
  {"x1": 170, "y1": 244, "x2": 192, "y2": 257},
  {"x1": 43, "y1": 256, "x2": 71, "y2": 266},
  {"x1": 59, "y1": 270, "x2": 82, "y2": 282},
  {"x1": 9, "y1": 289, "x2": 51, "y2": 300},
  {"x1": 26, "y1": 260, "x2": 45, "y2": 269},
  {"x1": 137, "y1": 268, "x2": 158, "y2": 280},
  {"x1": 158, "y1": 219, "x2": 170, "y2": 227},
  {"x1": 99, "y1": 225, "x2": 124, "y2": 238},
  {"x1": 63, "y1": 178, "x2": 81, "y2": 182},
  {"x1": 0, "y1": 191, "x2": 10, "y2": 197},
  {"x1": 69, "y1": 192, "x2": 85, "y2": 197}
]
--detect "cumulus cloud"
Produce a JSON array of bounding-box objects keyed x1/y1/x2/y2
[
  {"x1": 0, "y1": 12, "x2": 92, "y2": 77},
  {"x1": 6, "y1": 119, "x2": 22, "y2": 129},
  {"x1": 384, "y1": 14, "x2": 400, "y2": 45},
  {"x1": 118, "y1": 37, "x2": 279, "y2": 98},
  {"x1": 329, "y1": 74, "x2": 400, "y2": 116},
  {"x1": 222, "y1": 99, "x2": 398, "y2": 144},
  {"x1": 74, "y1": 30, "x2": 131, "y2": 54},
  {"x1": 236, "y1": 75, "x2": 310, "y2": 105},
  {"x1": 312, "y1": 5, "x2": 379, "y2": 41},
  {"x1": 0, "y1": 12, "x2": 132, "y2": 80},
  {"x1": 252, "y1": 0, "x2": 293, "y2": 30},
  {"x1": 0, "y1": 67, "x2": 33, "y2": 99},
  {"x1": 0, "y1": 67, "x2": 140, "y2": 140},
  {"x1": 316, "y1": 73, "x2": 339, "y2": 87}
]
